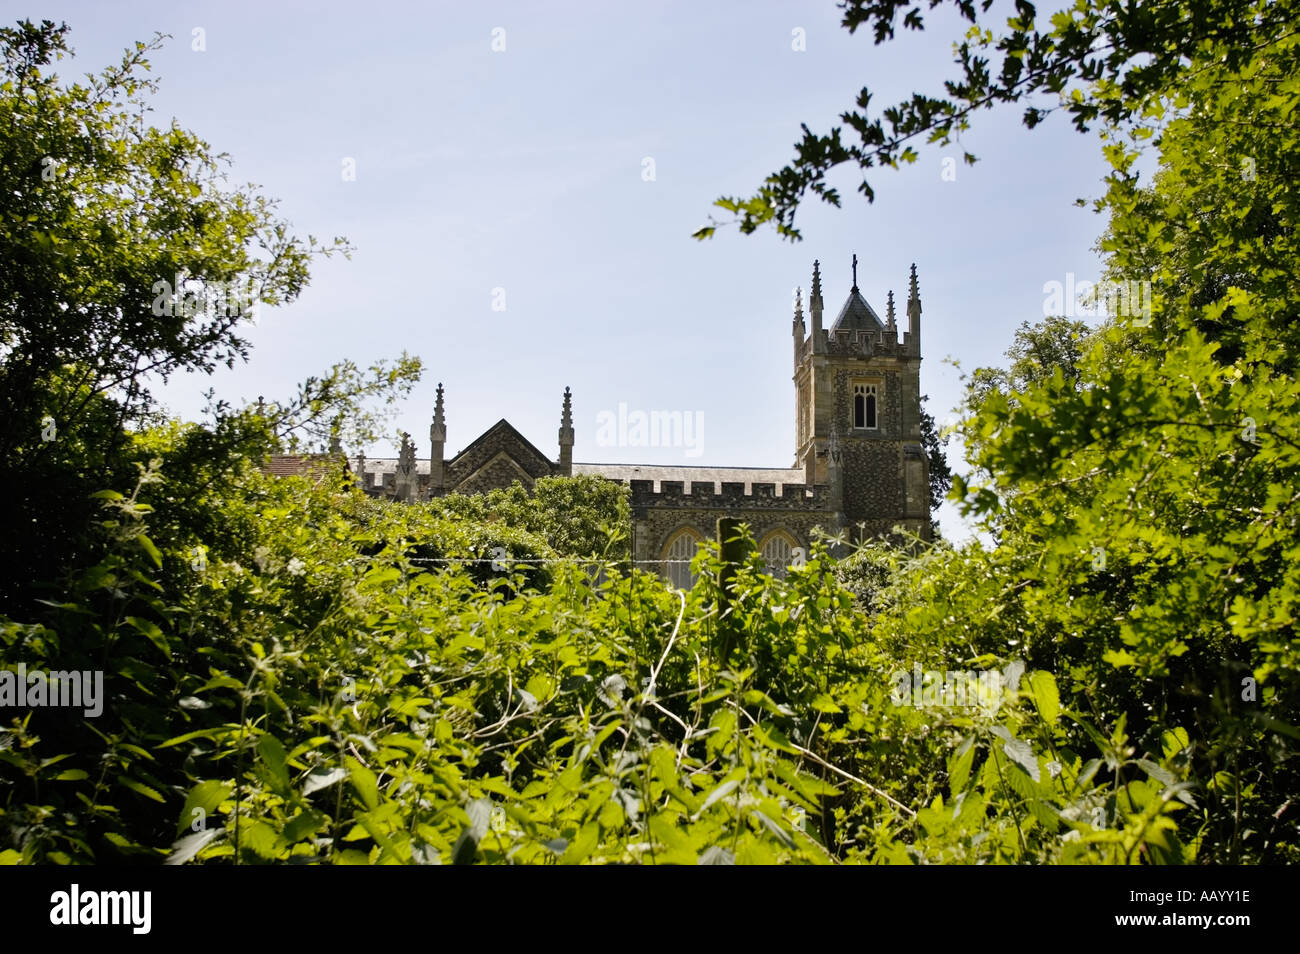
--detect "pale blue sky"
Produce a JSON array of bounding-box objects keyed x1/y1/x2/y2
[{"x1": 26, "y1": 1, "x2": 1116, "y2": 538}]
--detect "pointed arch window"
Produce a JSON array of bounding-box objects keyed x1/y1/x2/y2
[
  {"x1": 853, "y1": 382, "x2": 878, "y2": 430},
  {"x1": 759, "y1": 530, "x2": 800, "y2": 580},
  {"x1": 662, "y1": 528, "x2": 704, "y2": 589}
]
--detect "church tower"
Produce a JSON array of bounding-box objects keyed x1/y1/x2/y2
[{"x1": 793, "y1": 256, "x2": 930, "y2": 540}]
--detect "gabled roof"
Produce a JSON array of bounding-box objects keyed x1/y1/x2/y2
[
  {"x1": 447, "y1": 419, "x2": 554, "y2": 471},
  {"x1": 831, "y1": 288, "x2": 885, "y2": 333}
]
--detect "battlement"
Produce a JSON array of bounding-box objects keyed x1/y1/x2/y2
[
  {"x1": 797, "y1": 327, "x2": 917, "y2": 363},
  {"x1": 621, "y1": 478, "x2": 829, "y2": 510}
]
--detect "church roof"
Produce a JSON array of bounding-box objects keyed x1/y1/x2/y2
[
  {"x1": 446, "y1": 419, "x2": 553, "y2": 471},
  {"x1": 358, "y1": 458, "x2": 431, "y2": 476},
  {"x1": 830, "y1": 287, "x2": 885, "y2": 333},
  {"x1": 262, "y1": 454, "x2": 350, "y2": 478}
]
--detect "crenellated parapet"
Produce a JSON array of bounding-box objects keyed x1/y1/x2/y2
[
  {"x1": 623, "y1": 478, "x2": 829, "y2": 513},
  {"x1": 827, "y1": 326, "x2": 909, "y2": 358}
]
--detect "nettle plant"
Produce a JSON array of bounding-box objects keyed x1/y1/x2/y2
[
  {"x1": 164, "y1": 528, "x2": 861, "y2": 865},
  {"x1": 0, "y1": 456, "x2": 1211, "y2": 865},
  {"x1": 0, "y1": 453, "x2": 1223, "y2": 865},
  {"x1": 878, "y1": 668, "x2": 1197, "y2": 865}
]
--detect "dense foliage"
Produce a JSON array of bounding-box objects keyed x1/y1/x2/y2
[
  {"x1": 2, "y1": 12, "x2": 1297, "y2": 864},
  {"x1": 0, "y1": 462, "x2": 1202, "y2": 864}
]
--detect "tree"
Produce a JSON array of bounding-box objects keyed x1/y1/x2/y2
[
  {"x1": 937, "y1": 25, "x2": 1300, "y2": 859},
  {"x1": 215, "y1": 354, "x2": 424, "y2": 456},
  {"x1": 965, "y1": 316, "x2": 1092, "y2": 415},
  {"x1": 427, "y1": 475, "x2": 632, "y2": 559},
  {"x1": 0, "y1": 21, "x2": 347, "y2": 607},
  {"x1": 693, "y1": 0, "x2": 1294, "y2": 241},
  {"x1": 918, "y1": 395, "x2": 952, "y2": 538},
  {"x1": 690, "y1": 0, "x2": 1299, "y2": 860}
]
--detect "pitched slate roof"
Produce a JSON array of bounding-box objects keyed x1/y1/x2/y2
[{"x1": 830, "y1": 288, "x2": 885, "y2": 333}]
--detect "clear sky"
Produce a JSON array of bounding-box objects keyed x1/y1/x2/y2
[{"x1": 22, "y1": 1, "x2": 1115, "y2": 538}]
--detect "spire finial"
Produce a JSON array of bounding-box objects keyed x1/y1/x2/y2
[
  {"x1": 810, "y1": 260, "x2": 824, "y2": 345},
  {"x1": 851, "y1": 253, "x2": 859, "y2": 291},
  {"x1": 906, "y1": 263, "x2": 922, "y2": 340},
  {"x1": 558, "y1": 386, "x2": 575, "y2": 472},
  {"x1": 431, "y1": 383, "x2": 447, "y2": 446},
  {"x1": 794, "y1": 286, "x2": 804, "y2": 319},
  {"x1": 886, "y1": 289, "x2": 896, "y2": 328}
]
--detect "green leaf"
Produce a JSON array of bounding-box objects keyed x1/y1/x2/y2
[
  {"x1": 1161, "y1": 728, "x2": 1190, "y2": 760},
  {"x1": 1001, "y1": 738, "x2": 1040, "y2": 782},
  {"x1": 810, "y1": 693, "x2": 842, "y2": 714},
  {"x1": 119, "y1": 776, "x2": 165, "y2": 803},
  {"x1": 178, "y1": 780, "x2": 232, "y2": 836},
  {"x1": 157, "y1": 727, "x2": 230, "y2": 749},
  {"x1": 136, "y1": 533, "x2": 162, "y2": 568},
  {"x1": 125, "y1": 616, "x2": 170, "y2": 657},
  {"x1": 750, "y1": 809, "x2": 795, "y2": 849},
  {"x1": 303, "y1": 766, "x2": 348, "y2": 796},
  {"x1": 705, "y1": 710, "x2": 736, "y2": 761},
  {"x1": 1136, "y1": 759, "x2": 1176, "y2": 787},
  {"x1": 257, "y1": 735, "x2": 290, "y2": 792},
  {"x1": 451, "y1": 799, "x2": 492, "y2": 865},
  {"x1": 282, "y1": 810, "x2": 327, "y2": 843},
  {"x1": 559, "y1": 822, "x2": 599, "y2": 865},
  {"x1": 241, "y1": 820, "x2": 280, "y2": 859},
  {"x1": 1027, "y1": 670, "x2": 1060, "y2": 725},
  {"x1": 694, "y1": 778, "x2": 740, "y2": 818},
  {"x1": 948, "y1": 735, "x2": 977, "y2": 795},
  {"x1": 344, "y1": 755, "x2": 379, "y2": 811},
  {"x1": 164, "y1": 829, "x2": 220, "y2": 866}
]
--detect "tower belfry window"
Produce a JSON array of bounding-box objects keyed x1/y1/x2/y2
[{"x1": 853, "y1": 383, "x2": 878, "y2": 430}]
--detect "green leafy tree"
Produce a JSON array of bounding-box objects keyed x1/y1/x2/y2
[
  {"x1": 938, "y1": 24, "x2": 1300, "y2": 860},
  {"x1": 919, "y1": 394, "x2": 952, "y2": 537},
  {"x1": 221, "y1": 354, "x2": 424, "y2": 456},
  {"x1": 428, "y1": 475, "x2": 632, "y2": 559},
  {"x1": 0, "y1": 20, "x2": 347, "y2": 608},
  {"x1": 693, "y1": 0, "x2": 1299, "y2": 862},
  {"x1": 964, "y1": 316, "x2": 1092, "y2": 417},
  {"x1": 694, "y1": 0, "x2": 1294, "y2": 240}
]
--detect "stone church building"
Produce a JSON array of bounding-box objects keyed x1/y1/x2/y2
[{"x1": 351, "y1": 259, "x2": 930, "y2": 584}]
